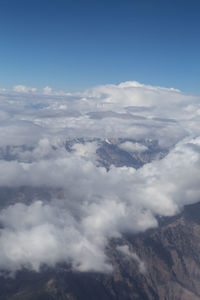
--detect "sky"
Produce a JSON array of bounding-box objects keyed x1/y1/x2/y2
[{"x1": 0, "y1": 0, "x2": 200, "y2": 93}]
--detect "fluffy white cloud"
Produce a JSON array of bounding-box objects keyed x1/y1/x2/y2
[
  {"x1": 0, "y1": 136, "x2": 200, "y2": 274},
  {"x1": 119, "y1": 141, "x2": 148, "y2": 152},
  {"x1": 0, "y1": 80, "x2": 198, "y2": 148},
  {"x1": 0, "y1": 81, "x2": 200, "y2": 274},
  {"x1": 12, "y1": 85, "x2": 37, "y2": 93},
  {"x1": 0, "y1": 200, "x2": 111, "y2": 274},
  {"x1": 43, "y1": 86, "x2": 52, "y2": 94}
]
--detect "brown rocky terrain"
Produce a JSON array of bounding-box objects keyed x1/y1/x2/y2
[{"x1": 1, "y1": 201, "x2": 200, "y2": 300}]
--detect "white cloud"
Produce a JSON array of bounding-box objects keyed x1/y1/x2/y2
[
  {"x1": 119, "y1": 141, "x2": 148, "y2": 152},
  {"x1": 0, "y1": 200, "x2": 112, "y2": 274},
  {"x1": 0, "y1": 136, "x2": 200, "y2": 274},
  {"x1": 12, "y1": 85, "x2": 37, "y2": 93},
  {"x1": 0, "y1": 80, "x2": 198, "y2": 148},
  {"x1": 70, "y1": 141, "x2": 98, "y2": 164},
  {"x1": 43, "y1": 86, "x2": 52, "y2": 94},
  {"x1": 0, "y1": 81, "x2": 199, "y2": 274}
]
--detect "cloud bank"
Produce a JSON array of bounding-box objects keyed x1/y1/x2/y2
[{"x1": 0, "y1": 81, "x2": 200, "y2": 274}]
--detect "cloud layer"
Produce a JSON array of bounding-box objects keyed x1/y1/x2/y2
[{"x1": 0, "y1": 81, "x2": 200, "y2": 274}]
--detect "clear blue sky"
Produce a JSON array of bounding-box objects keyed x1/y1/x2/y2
[{"x1": 0, "y1": 0, "x2": 200, "y2": 93}]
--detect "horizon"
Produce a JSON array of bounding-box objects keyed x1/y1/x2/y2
[
  {"x1": 0, "y1": 80, "x2": 199, "y2": 98},
  {"x1": 0, "y1": 0, "x2": 200, "y2": 94}
]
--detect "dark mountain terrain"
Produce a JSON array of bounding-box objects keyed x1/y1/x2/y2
[
  {"x1": 65, "y1": 138, "x2": 168, "y2": 169},
  {"x1": 0, "y1": 201, "x2": 200, "y2": 300}
]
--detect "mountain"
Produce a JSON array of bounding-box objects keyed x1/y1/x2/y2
[{"x1": 65, "y1": 137, "x2": 168, "y2": 169}]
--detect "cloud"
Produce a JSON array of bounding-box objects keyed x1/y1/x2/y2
[
  {"x1": 12, "y1": 85, "x2": 37, "y2": 93},
  {"x1": 0, "y1": 136, "x2": 200, "y2": 274},
  {"x1": 0, "y1": 200, "x2": 112, "y2": 274},
  {"x1": 0, "y1": 80, "x2": 198, "y2": 148},
  {"x1": 119, "y1": 141, "x2": 148, "y2": 152},
  {"x1": 43, "y1": 86, "x2": 52, "y2": 94},
  {"x1": 0, "y1": 81, "x2": 200, "y2": 274}
]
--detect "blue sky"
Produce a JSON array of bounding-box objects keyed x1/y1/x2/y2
[{"x1": 0, "y1": 0, "x2": 200, "y2": 93}]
